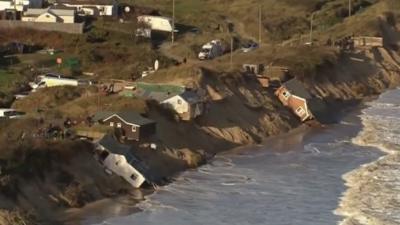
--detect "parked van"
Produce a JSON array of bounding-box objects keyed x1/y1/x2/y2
[
  {"x1": 137, "y1": 15, "x2": 176, "y2": 32},
  {"x1": 198, "y1": 40, "x2": 224, "y2": 60},
  {"x1": 0, "y1": 109, "x2": 25, "y2": 119}
]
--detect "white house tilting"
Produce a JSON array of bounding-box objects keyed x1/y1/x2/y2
[{"x1": 96, "y1": 135, "x2": 147, "y2": 188}]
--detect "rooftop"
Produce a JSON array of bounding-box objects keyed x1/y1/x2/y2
[
  {"x1": 103, "y1": 111, "x2": 155, "y2": 126},
  {"x1": 24, "y1": 7, "x2": 75, "y2": 16},
  {"x1": 283, "y1": 78, "x2": 312, "y2": 100}
]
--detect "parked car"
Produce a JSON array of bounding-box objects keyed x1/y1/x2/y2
[
  {"x1": 198, "y1": 39, "x2": 225, "y2": 60},
  {"x1": 241, "y1": 41, "x2": 259, "y2": 53},
  {"x1": 0, "y1": 109, "x2": 25, "y2": 119}
]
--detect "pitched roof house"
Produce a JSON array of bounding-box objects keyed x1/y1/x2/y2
[
  {"x1": 22, "y1": 7, "x2": 75, "y2": 23},
  {"x1": 101, "y1": 111, "x2": 156, "y2": 141},
  {"x1": 134, "y1": 88, "x2": 206, "y2": 121},
  {"x1": 55, "y1": 0, "x2": 116, "y2": 16},
  {"x1": 97, "y1": 135, "x2": 146, "y2": 188},
  {"x1": 161, "y1": 90, "x2": 205, "y2": 121},
  {"x1": 275, "y1": 78, "x2": 331, "y2": 123}
]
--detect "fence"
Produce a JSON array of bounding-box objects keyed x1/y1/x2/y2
[
  {"x1": 352, "y1": 36, "x2": 383, "y2": 48},
  {"x1": 0, "y1": 20, "x2": 84, "y2": 34}
]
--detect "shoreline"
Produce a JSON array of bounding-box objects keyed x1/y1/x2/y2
[
  {"x1": 68, "y1": 99, "x2": 371, "y2": 225},
  {"x1": 336, "y1": 88, "x2": 400, "y2": 225}
]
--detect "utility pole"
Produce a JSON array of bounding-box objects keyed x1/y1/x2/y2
[
  {"x1": 348, "y1": 0, "x2": 352, "y2": 17},
  {"x1": 230, "y1": 36, "x2": 233, "y2": 69},
  {"x1": 171, "y1": 0, "x2": 175, "y2": 44},
  {"x1": 258, "y1": 4, "x2": 262, "y2": 45},
  {"x1": 309, "y1": 12, "x2": 315, "y2": 44}
]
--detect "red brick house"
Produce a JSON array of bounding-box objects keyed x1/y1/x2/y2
[{"x1": 275, "y1": 78, "x2": 330, "y2": 123}]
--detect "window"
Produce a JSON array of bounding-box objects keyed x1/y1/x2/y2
[
  {"x1": 283, "y1": 91, "x2": 291, "y2": 100},
  {"x1": 130, "y1": 174, "x2": 137, "y2": 181},
  {"x1": 132, "y1": 126, "x2": 137, "y2": 132},
  {"x1": 117, "y1": 123, "x2": 122, "y2": 128},
  {"x1": 177, "y1": 99, "x2": 182, "y2": 104},
  {"x1": 296, "y1": 106, "x2": 305, "y2": 116},
  {"x1": 109, "y1": 122, "x2": 114, "y2": 127}
]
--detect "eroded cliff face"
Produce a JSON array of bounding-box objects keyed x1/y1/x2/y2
[{"x1": 167, "y1": 47, "x2": 400, "y2": 159}]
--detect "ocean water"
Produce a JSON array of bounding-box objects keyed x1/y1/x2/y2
[{"x1": 90, "y1": 89, "x2": 400, "y2": 225}]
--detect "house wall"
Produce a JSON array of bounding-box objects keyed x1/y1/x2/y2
[
  {"x1": 36, "y1": 12, "x2": 58, "y2": 23},
  {"x1": 275, "y1": 86, "x2": 290, "y2": 106},
  {"x1": 103, "y1": 116, "x2": 139, "y2": 141},
  {"x1": 288, "y1": 96, "x2": 310, "y2": 121},
  {"x1": 275, "y1": 86, "x2": 311, "y2": 121},
  {"x1": 59, "y1": 15, "x2": 74, "y2": 23},
  {"x1": 162, "y1": 95, "x2": 189, "y2": 114},
  {"x1": 103, "y1": 154, "x2": 146, "y2": 188},
  {"x1": 21, "y1": 16, "x2": 35, "y2": 22}
]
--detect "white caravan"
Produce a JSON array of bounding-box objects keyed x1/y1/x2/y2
[
  {"x1": 0, "y1": 109, "x2": 25, "y2": 119},
  {"x1": 137, "y1": 15, "x2": 176, "y2": 32},
  {"x1": 198, "y1": 40, "x2": 224, "y2": 60},
  {"x1": 29, "y1": 73, "x2": 92, "y2": 90}
]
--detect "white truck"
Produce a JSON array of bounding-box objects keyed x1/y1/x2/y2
[
  {"x1": 198, "y1": 40, "x2": 225, "y2": 60},
  {"x1": 0, "y1": 109, "x2": 25, "y2": 119},
  {"x1": 137, "y1": 15, "x2": 176, "y2": 33},
  {"x1": 29, "y1": 73, "x2": 92, "y2": 90}
]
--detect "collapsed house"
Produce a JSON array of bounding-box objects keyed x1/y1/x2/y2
[
  {"x1": 275, "y1": 78, "x2": 331, "y2": 124},
  {"x1": 96, "y1": 135, "x2": 147, "y2": 188}
]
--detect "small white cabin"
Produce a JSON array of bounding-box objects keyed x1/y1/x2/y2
[
  {"x1": 162, "y1": 90, "x2": 204, "y2": 121},
  {"x1": 22, "y1": 7, "x2": 75, "y2": 23}
]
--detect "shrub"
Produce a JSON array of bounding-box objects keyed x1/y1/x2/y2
[{"x1": 86, "y1": 29, "x2": 109, "y2": 43}]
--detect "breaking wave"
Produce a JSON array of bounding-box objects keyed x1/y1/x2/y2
[{"x1": 338, "y1": 88, "x2": 400, "y2": 225}]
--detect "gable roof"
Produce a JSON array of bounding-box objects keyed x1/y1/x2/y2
[
  {"x1": 24, "y1": 7, "x2": 75, "y2": 16},
  {"x1": 93, "y1": 111, "x2": 114, "y2": 122},
  {"x1": 136, "y1": 89, "x2": 176, "y2": 102},
  {"x1": 179, "y1": 90, "x2": 201, "y2": 103},
  {"x1": 103, "y1": 111, "x2": 155, "y2": 126},
  {"x1": 283, "y1": 78, "x2": 312, "y2": 99}
]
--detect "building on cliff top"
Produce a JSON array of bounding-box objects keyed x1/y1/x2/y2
[
  {"x1": 22, "y1": 7, "x2": 76, "y2": 23},
  {"x1": 133, "y1": 88, "x2": 206, "y2": 121},
  {"x1": 95, "y1": 111, "x2": 156, "y2": 141},
  {"x1": 275, "y1": 78, "x2": 332, "y2": 124}
]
